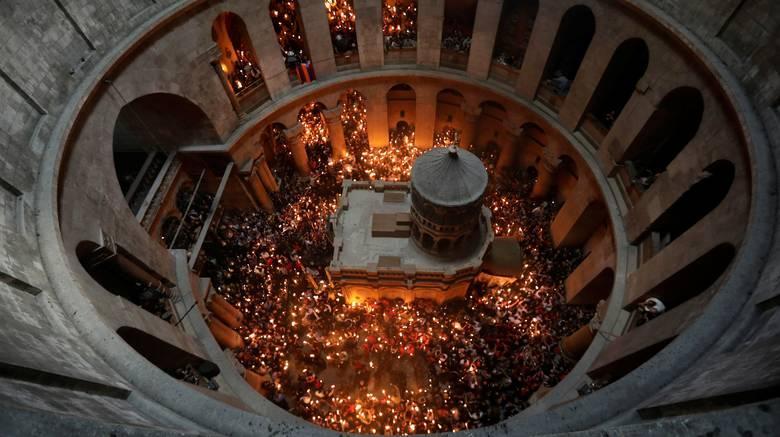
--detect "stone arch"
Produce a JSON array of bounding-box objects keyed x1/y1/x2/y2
[
  {"x1": 538, "y1": 5, "x2": 596, "y2": 106},
  {"x1": 117, "y1": 326, "x2": 220, "y2": 380},
  {"x1": 441, "y1": 0, "x2": 478, "y2": 70},
  {"x1": 633, "y1": 243, "x2": 736, "y2": 310},
  {"x1": 269, "y1": 0, "x2": 314, "y2": 82},
  {"x1": 383, "y1": 0, "x2": 418, "y2": 51},
  {"x1": 475, "y1": 100, "x2": 507, "y2": 149},
  {"x1": 492, "y1": 0, "x2": 539, "y2": 70},
  {"x1": 211, "y1": 12, "x2": 264, "y2": 95},
  {"x1": 641, "y1": 160, "x2": 736, "y2": 248},
  {"x1": 583, "y1": 38, "x2": 650, "y2": 139},
  {"x1": 435, "y1": 89, "x2": 465, "y2": 145},
  {"x1": 388, "y1": 83, "x2": 416, "y2": 138},
  {"x1": 326, "y1": 0, "x2": 359, "y2": 69},
  {"x1": 76, "y1": 241, "x2": 172, "y2": 313},
  {"x1": 112, "y1": 93, "x2": 220, "y2": 215},
  {"x1": 625, "y1": 86, "x2": 705, "y2": 187}
]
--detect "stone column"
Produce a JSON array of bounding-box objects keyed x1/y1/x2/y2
[
  {"x1": 459, "y1": 104, "x2": 482, "y2": 149},
  {"x1": 355, "y1": 0, "x2": 384, "y2": 68},
  {"x1": 565, "y1": 232, "x2": 615, "y2": 304},
  {"x1": 415, "y1": 86, "x2": 438, "y2": 148},
  {"x1": 417, "y1": 0, "x2": 445, "y2": 68},
  {"x1": 597, "y1": 91, "x2": 658, "y2": 176},
  {"x1": 550, "y1": 182, "x2": 606, "y2": 248},
  {"x1": 364, "y1": 85, "x2": 389, "y2": 146},
  {"x1": 247, "y1": 168, "x2": 274, "y2": 213},
  {"x1": 299, "y1": 0, "x2": 338, "y2": 78},
  {"x1": 559, "y1": 300, "x2": 606, "y2": 362},
  {"x1": 240, "y1": 3, "x2": 291, "y2": 98},
  {"x1": 496, "y1": 124, "x2": 522, "y2": 177},
  {"x1": 257, "y1": 156, "x2": 279, "y2": 193},
  {"x1": 206, "y1": 293, "x2": 244, "y2": 329},
  {"x1": 467, "y1": 0, "x2": 503, "y2": 80},
  {"x1": 531, "y1": 150, "x2": 560, "y2": 200},
  {"x1": 515, "y1": 2, "x2": 563, "y2": 99},
  {"x1": 284, "y1": 124, "x2": 310, "y2": 176},
  {"x1": 558, "y1": 32, "x2": 618, "y2": 131},
  {"x1": 323, "y1": 105, "x2": 348, "y2": 161},
  {"x1": 207, "y1": 316, "x2": 245, "y2": 350}
]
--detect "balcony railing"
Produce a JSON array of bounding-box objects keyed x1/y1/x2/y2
[
  {"x1": 440, "y1": 49, "x2": 468, "y2": 71},
  {"x1": 536, "y1": 81, "x2": 566, "y2": 113},
  {"x1": 385, "y1": 47, "x2": 416, "y2": 64},
  {"x1": 335, "y1": 51, "x2": 360, "y2": 71},
  {"x1": 488, "y1": 62, "x2": 521, "y2": 86},
  {"x1": 580, "y1": 113, "x2": 610, "y2": 149}
]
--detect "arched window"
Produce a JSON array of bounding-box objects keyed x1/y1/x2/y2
[
  {"x1": 383, "y1": 0, "x2": 418, "y2": 63},
  {"x1": 625, "y1": 87, "x2": 705, "y2": 190},
  {"x1": 113, "y1": 93, "x2": 219, "y2": 216},
  {"x1": 76, "y1": 241, "x2": 173, "y2": 321},
  {"x1": 633, "y1": 243, "x2": 735, "y2": 310},
  {"x1": 640, "y1": 160, "x2": 735, "y2": 250},
  {"x1": 538, "y1": 5, "x2": 595, "y2": 111},
  {"x1": 269, "y1": 0, "x2": 314, "y2": 83},
  {"x1": 325, "y1": 0, "x2": 359, "y2": 68},
  {"x1": 583, "y1": 38, "x2": 650, "y2": 145},
  {"x1": 490, "y1": 0, "x2": 539, "y2": 84},
  {"x1": 117, "y1": 326, "x2": 220, "y2": 388},
  {"x1": 475, "y1": 101, "x2": 507, "y2": 150},
  {"x1": 441, "y1": 0, "x2": 478, "y2": 70},
  {"x1": 211, "y1": 12, "x2": 265, "y2": 100},
  {"x1": 387, "y1": 83, "x2": 416, "y2": 142},
  {"x1": 435, "y1": 89, "x2": 465, "y2": 147}
]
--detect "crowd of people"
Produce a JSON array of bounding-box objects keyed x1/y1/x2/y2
[
  {"x1": 383, "y1": 0, "x2": 418, "y2": 51},
  {"x1": 192, "y1": 97, "x2": 593, "y2": 433},
  {"x1": 441, "y1": 20, "x2": 472, "y2": 54},
  {"x1": 227, "y1": 50, "x2": 263, "y2": 94}
]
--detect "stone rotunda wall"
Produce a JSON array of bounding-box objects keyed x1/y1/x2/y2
[{"x1": 0, "y1": 0, "x2": 778, "y2": 436}]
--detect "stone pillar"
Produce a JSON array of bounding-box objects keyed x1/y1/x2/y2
[
  {"x1": 515, "y1": 3, "x2": 563, "y2": 99},
  {"x1": 417, "y1": 0, "x2": 445, "y2": 68},
  {"x1": 257, "y1": 157, "x2": 279, "y2": 193},
  {"x1": 496, "y1": 124, "x2": 521, "y2": 177},
  {"x1": 460, "y1": 104, "x2": 482, "y2": 149},
  {"x1": 550, "y1": 182, "x2": 606, "y2": 248},
  {"x1": 415, "y1": 86, "x2": 438, "y2": 148},
  {"x1": 284, "y1": 124, "x2": 310, "y2": 176},
  {"x1": 565, "y1": 233, "x2": 615, "y2": 304},
  {"x1": 206, "y1": 293, "x2": 244, "y2": 329},
  {"x1": 531, "y1": 151, "x2": 560, "y2": 200},
  {"x1": 240, "y1": 3, "x2": 291, "y2": 98},
  {"x1": 364, "y1": 85, "x2": 390, "y2": 146},
  {"x1": 299, "y1": 0, "x2": 338, "y2": 78},
  {"x1": 323, "y1": 105, "x2": 348, "y2": 160},
  {"x1": 207, "y1": 316, "x2": 245, "y2": 350},
  {"x1": 597, "y1": 92, "x2": 660, "y2": 176},
  {"x1": 467, "y1": 0, "x2": 503, "y2": 80},
  {"x1": 355, "y1": 0, "x2": 384, "y2": 68},
  {"x1": 246, "y1": 168, "x2": 274, "y2": 213},
  {"x1": 559, "y1": 300, "x2": 606, "y2": 362},
  {"x1": 558, "y1": 32, "x2": 618, "y2": 132}
]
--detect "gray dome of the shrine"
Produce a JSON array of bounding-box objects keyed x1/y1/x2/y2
[{"x1": 411, "y1": 146, "x2": 488, "y2": 207}]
